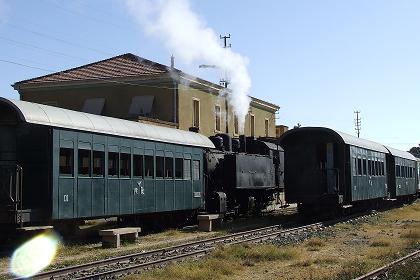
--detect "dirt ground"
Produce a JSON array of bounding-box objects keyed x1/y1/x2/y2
[
  {"x1": 0, "y1": 208, "x2": 297, "y2": 279},
  {"x1": 123, "y1": 200, "x2": 420, "y2": 280}
]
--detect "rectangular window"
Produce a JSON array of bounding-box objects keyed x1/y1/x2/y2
[
  {"x1": 193, "y1": 99, "x2": 200, "y2": 128},
  {"x1": 250, "y1": 114, "x2": 255, "y2": 137},
  {"x1": 133, "y1": 154, "x2": 143, "y2": 177},
  {"x1": 396, "y1": 165, "x2": 400, "y2": 177},
  {"x1": 59, "y1": 148, "x2": 73, "y2": 176},
  {"x1": 215, "y1": 105, "x2": 221, "y2": 132},
  {"x1": 156, "y1": 156, "x2": 164, "y2": 178},
  {"x1": 165, "y1": 157, "x2": 174, "y2": 178},
  {"x1": 145, "y1": 155, "x2": 154, "y2": 178},
  {"x1": 381, "y1": 162, "x2": 385, "y2": 176},
  {"x1": 234, "y1": 114, "x2": 239, "y2": 135},
  {"x1": 353, "y1": 158, "x2": 357, "y2": 175},
  {"x1": 265, "y1": 118, "x2": 269, "y2": 137},
  {"x1": 120, "y1": 153, "x2": 131, "y2": 177},
  {"x1": 93, "y1": 151, "x2": 104, "y2": 177},
  {"x1": 363, "y1": 159, "x2": 367, "y2": 175},
  {"x1": 357, "y1": 158, "x2": 362, "y2": 175},
  {"x1": 368, "y1": 160, "x2": 372, "y2": 176},
  {"x1": 78, "y1": 149, "x2": 91, "y2": 176},
  {"x1": 374, "y1": 161, "x2": 379, "y2": 176},
  {"x1": 175, "y1": 158, "x2": 183, "y2": 179},
  {"x1": 184, "y1": 159, "x2": 191, "y2": 180},
  {"x1": 108, "y1": 152, "x2": 119, "y2": 177},
  {"x1": 192, "y1": 160, "x2": 200, "y2": 180}
]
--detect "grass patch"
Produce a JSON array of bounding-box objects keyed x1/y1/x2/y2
[
  {"x1": 401, "y1": 229, "x2": 420, "y2": 240},
  {"x1": 334, "y1": 258, "x2": 372, "y2": 280},
  {"x1": 132, "y1": 244, "x2": 298, "y2": 280},
  {"x1": 292, "y1": 259, "x2": 313, "y2": 267},
  {"x1": 370, "y1": 239, "x2": 391, "y2": 247},
  {"x1": 313, "y1": 256, "x2": 339, "y2": 265},
  {"x1": 216, "y1": 244, "x2": 298, "y2": 263},
  {"x1": 306, "y1": 237, "x2": 326, "y2": 251}
]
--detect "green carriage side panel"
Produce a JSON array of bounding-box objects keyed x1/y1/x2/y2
[
  {"x1": 183, "y1": 149, "x2": 193, "y2": 209},
  {"x1": 56, "y1": 130, "x2": 77, "y2": 219},
  {"x1": 107, "y1": 137, "x2": 120, "y2": 215},
  {"x1": 77, "y1": 133, "x2": 93, "y2": 218},
  {"x1": 164, "y1": 147, "x2": 175, "y2": 212},
  {"x1": 52, "y1": 129, "x2": 59, "y2": 220},
  {"x1": 144, "y1": 143, "x2": 156, "y2": 212},
  {"x1": 155, "y1": 149, "x2": 165, "y2": 212},
  {"x1": 192, "y1": 147, "x2": 204, "y2": 209},
  {"x1": 92, "y1": 137, "x2": 106, "y2": 217},
  {"x1": 350, "y1": 146, "x2": 387, "y2": 202},
  {"x1": 132, "y1": 141, "x2": 145, "y2": 213},
  {"x1": 174, "y1": 146, "x2": 185, "y2": 210},
  {"x1": 120, "y1": 143, "x2": 133, "y2": 215}
]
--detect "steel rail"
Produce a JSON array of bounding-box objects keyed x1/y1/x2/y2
[
  {"x1": 353, "y1": 249, "x2": 420, "y2": 280},
  {"x1": 47, "y1": 222, "x2": 327, "y2": 280},
  {"x1": 19, "y1": 212, "x2": 372, "y2": 280},
  {"x1": 22, "y1": 223, "x2": 286, "y2": 280}
]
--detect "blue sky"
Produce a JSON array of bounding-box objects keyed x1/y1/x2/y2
[{"x1": 0, "y1": 0, "x2": 419, "y2": 151}]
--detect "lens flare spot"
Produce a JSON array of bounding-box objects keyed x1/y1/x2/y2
[{"x1": 10, "y1": 232, "x2": 59, "y2": 278}]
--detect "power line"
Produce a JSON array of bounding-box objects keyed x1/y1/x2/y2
[
  {"x1": 0, "y1": 59, "x2": 54, "y2": 72},
  {"x1": 0, "y1": 36, "x2": 87, "y2": 61},
  {"x1": 5, "y1": 23, "x2": 113, "y2": 56}
]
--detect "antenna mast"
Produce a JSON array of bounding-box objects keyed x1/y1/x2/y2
[{"x1": 354, "y1": 110, "x2": 361, "y2": 138}]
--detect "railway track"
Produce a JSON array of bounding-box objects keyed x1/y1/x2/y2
[
  {"x1": 19, "y1": 221, "x2": 324, "y2": 280},
  {"x1": 353, "y1": 249, "x2": 420, "y2": 280},
  {"x1": 15, "y1": 212, "x2": 374, "y2": 280}
]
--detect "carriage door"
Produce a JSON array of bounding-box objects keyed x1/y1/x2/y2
[
  {"x1": 58, "y1": 140, "x2": 75, "y2": 219},
  {"x1": 326, "y1": 143, "x2": 337, "y2": 194}
]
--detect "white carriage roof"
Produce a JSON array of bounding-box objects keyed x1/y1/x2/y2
[
  {"x1": 385, "y1": 146, "x2": 417, "y2": 161},
  {"x1": 1, "y1": 98, "x2": 215, "y2": 149},
  {"x1": 333, "y1": 129, "x2": 389, "y2": 153}
]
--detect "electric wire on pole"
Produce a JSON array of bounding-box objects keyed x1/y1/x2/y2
[{"x1": 354, "y1": 111, "x2": 361, "y2": 138}]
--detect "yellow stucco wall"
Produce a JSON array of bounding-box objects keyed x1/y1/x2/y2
[
  {"x1": 178, "y1": 84, "x2": 277, "y2": 137},
  {"x1": 19, "y1": 82, "x2": 277, "y2": 138},
  {"x1": 20, "y1": 84, "x2": 175, "y2": 122}
]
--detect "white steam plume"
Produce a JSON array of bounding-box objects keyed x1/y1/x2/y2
[
  {"x1": 0, "y1": 0, "x2": 10, "y2": 24},
  {"x1": 125, "y1": 0, "x2": 251, "y2": 132}
]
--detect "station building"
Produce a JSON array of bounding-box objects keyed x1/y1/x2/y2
[{"x1": 13, "y1": 53, "x2": 279, "y2": 138}]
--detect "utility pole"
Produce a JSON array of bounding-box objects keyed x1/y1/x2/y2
[
  {"x1": 354, "y1": 111, "x2": 361, "y2": 138},
  {"x1": 220, "y1": 34, "x2": 231, "y2": 134},
  {"x1": 219, "y1": 34, "x2": 231, "y2": 88}
]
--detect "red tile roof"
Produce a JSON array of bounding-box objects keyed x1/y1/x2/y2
[{"x1": 14, "y1": 53, "x2": 171, "y2": 86}]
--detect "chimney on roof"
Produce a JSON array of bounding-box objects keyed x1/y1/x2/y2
[{"x1": 170, "y1": 55, "x2": 175, "y2": 69}]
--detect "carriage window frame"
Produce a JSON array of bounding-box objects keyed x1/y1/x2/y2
[
  {"x1": 120, "y1": 152, "x2": 131, "y2": 178},
  {"x1": 59, "y1": 148, "x2": 74, "y2": 176},
  {"x1": 175, "y1": 158, "x2": 183, "y2": 179},
  {"x1": 357, "y1": 158, "x2": 362, "y2": 176},
  {"x1": 396, "y1": 165, "x2": 401, "y2": 177},
  {"x1": 184, "y1": 159, "x2": 191, "y2": 180},
  {"x1": 192, "y1": 160, "x2": 200, "y2": 181},
  {"x1": 165, "y1": 157, "x2": 174, "y2": 179},
  {"x1": 133, "y1": 154, "x2": 143, "y2": 178},
  {"x1": 144, "y1": 155, "x2": 154, "y2": 178},
  {"x1": 362, "y1": 159, "x2": 367, "y2": 176},
  {"x1": 156, "y1": 156, "x2": 164, "y2": 178},
  {"x1": 78, "y1": 149, "x2": 91, "y2": 177},
  {"x1": 92, "y1": 150, "x2": 105, "y2": 177},
  {"x1": 108, "y1": 151, "x2": 119, "y2": 177}
]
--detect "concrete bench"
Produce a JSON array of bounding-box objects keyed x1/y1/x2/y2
[
  {"x1": 197, "y1": 214, "x2": 223, "y2": 232},
  {"x1": 99, "y1": 227, "x2": 141, "y2": 248}
]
